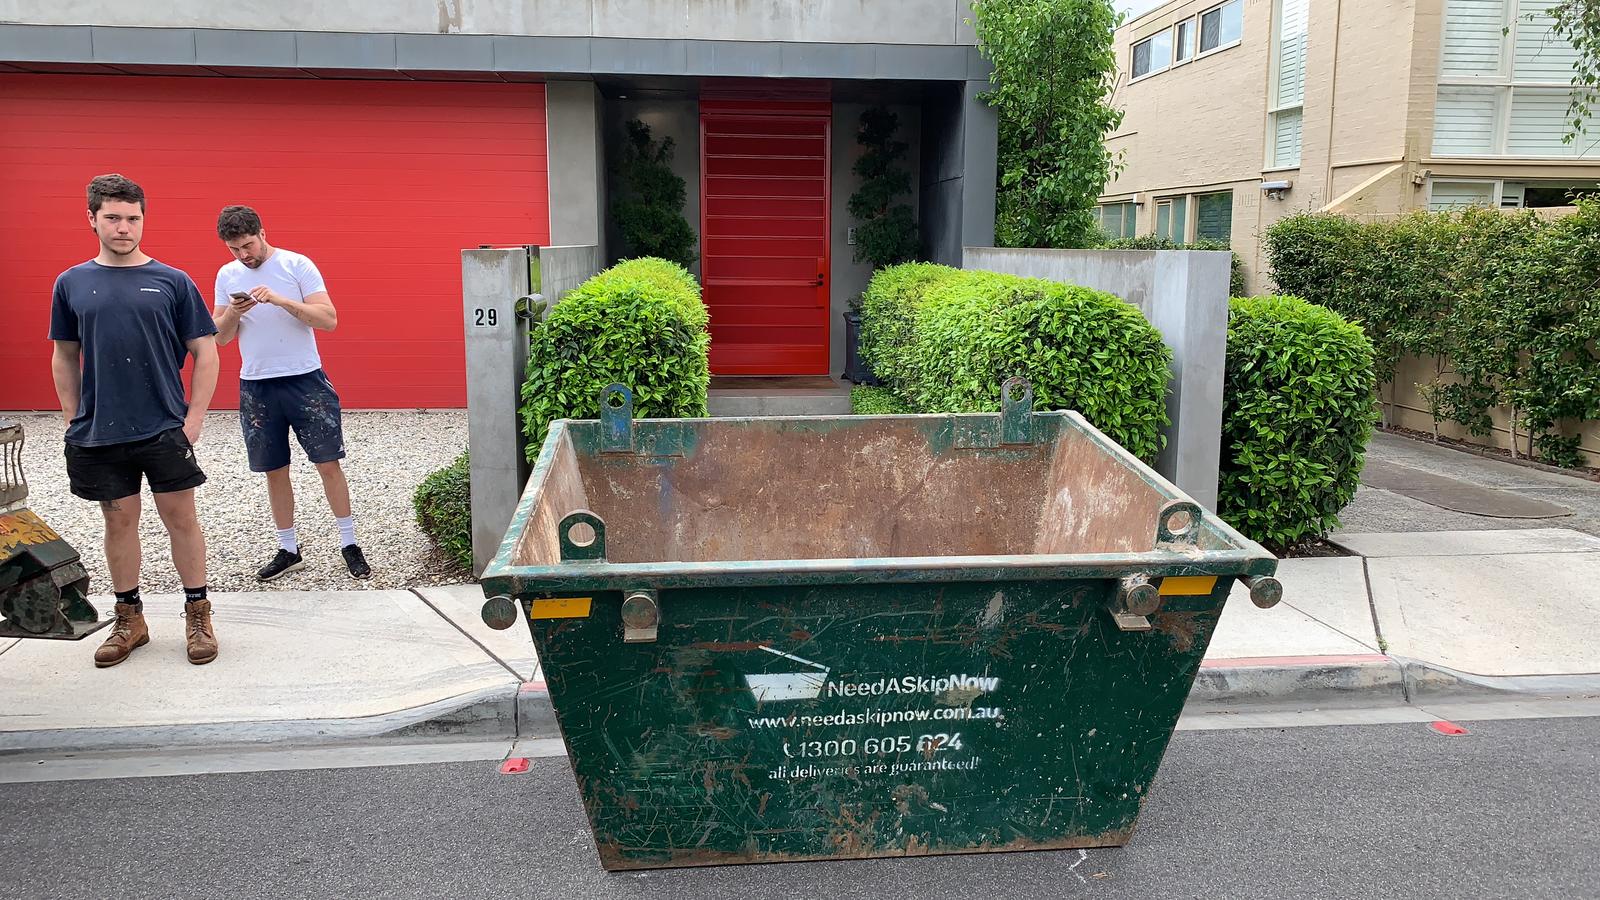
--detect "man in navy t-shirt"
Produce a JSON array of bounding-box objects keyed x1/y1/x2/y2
[{"x1": 48, "y1": 174, "x2": 221, "y2": 669}]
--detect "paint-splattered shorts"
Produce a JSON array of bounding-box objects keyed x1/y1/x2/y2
[{"x1": 238, "y1": 369, "x2": 347, "y2": 473}]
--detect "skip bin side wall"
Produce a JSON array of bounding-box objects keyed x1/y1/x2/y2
[{"x1": 521, "y1": 574, "x2": 1234, "y2": 868}]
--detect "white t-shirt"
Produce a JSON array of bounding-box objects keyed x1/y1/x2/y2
[{"x1": 214, "y1": 249, "x2": 327, "y2": 380}]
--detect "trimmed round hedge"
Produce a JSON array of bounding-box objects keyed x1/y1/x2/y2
[
  {"x1": 520, "y1": 257, "x2": 710, "y2": 455},
  {"x1": 1219, "y1": 295, "x2": 1376, "y2": 550},
  {"x1": 858, "y1": 265, "x2": 1172, "y2": 463}
]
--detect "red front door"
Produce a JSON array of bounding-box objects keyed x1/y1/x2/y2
[{"x1": 700, "y1": 101, "x2": 830, "y2": 375}]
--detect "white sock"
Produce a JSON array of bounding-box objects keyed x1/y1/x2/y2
[
  {"x1": 278, "y1": 526, "x2": 298, "y2": 554},
  {"x1": 336, "y1": 515, "x2": 357, "y2": 548}
]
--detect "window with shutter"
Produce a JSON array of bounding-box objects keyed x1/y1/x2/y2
[
  {"x1": 1195, "y1": 192, "x2": 1233, "y2": 242},
  {"x1": 1434, "y1": 0, "x2": 1598, "y2": 158},
  {"x1": 1433, "y1": 85, "x2": 1501, "y2": 154},
  {"x1": 1268, "y1": 0, "x2": 1308, "y2": 168},
  {"x1": 1441, "y1": 0, "x2": 1506, "y2": 77},
  {"x1": 1428, "y1": 180, "x2": 1497, "y2": 209}
]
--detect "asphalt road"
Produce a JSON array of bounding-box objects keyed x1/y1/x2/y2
[{"x1": 4, "y1": 716, "x2": 1596, "y2": 900}]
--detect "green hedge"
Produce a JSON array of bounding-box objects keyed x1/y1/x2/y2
[
  {"x1": 1099, "y1": 236, "x2": 1248, "y2": 298},
  {"x1": 414, "y1": 450, "x2": 472, "y2": 570},
  {"x1": 858, "y1": 264, "x2": 1171, "y2": 462},
  {"x1": 1263, "y1": 206, "x2": 1598, "y2": 466},
  {"x1": 520, "y1": 258, "x2": 710, "y2": 455},
  {"x1": 850, "y1": 386, "x2": 914, "y2": 415},
  {"x1": 1220, "y1": 296, "x2": 1376, "y2": 550}
]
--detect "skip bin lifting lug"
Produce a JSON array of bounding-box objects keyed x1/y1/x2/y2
[
  {"x1": 1107, "y1": 575, "x2": 1160, "y2": 632},
  {"x1": 620, "y1": 590, "x2": 659, "y2": 643}
]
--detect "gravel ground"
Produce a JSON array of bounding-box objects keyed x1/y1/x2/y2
[{"x1": 9, "y1": 410, "x2": 471, "y2": 595}]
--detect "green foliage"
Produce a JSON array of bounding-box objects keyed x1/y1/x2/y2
[
  {"x1": 850, "y1": 386, "x2": 915, "y2": 415},
  {"x1": 414, "y1": 451, "x2": 472, "y2": 570},
  {"x1": 1220, "y1": 297, "x2": 1377, "y2": 551},
  {"x1": 520, "y1": 258, "x2": 710, "y2": 455},
  {"x1": 848, "y1": 107, "x2": 920, "y2": 268},
  {"x1": 1545, "y1": 1, "x2": 1600, "y2": 142},
  {"x1": 858, "y1": 264, "x2": 1171, "y2": 461},
  {"x1": 611, "y1": 120, "x2": 697, "y2": 267},
  {"x1": 1099, "y1": 235, "x2": 1248, "y2": 297},
  {"x1": 973, "y1": 0, "x2": 1125, "y2": 249},
  {"x1": 1263, "y1": 207, "x2": 1600, "y2": 464}
]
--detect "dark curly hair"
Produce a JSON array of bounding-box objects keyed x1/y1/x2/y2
[
  {"x1": 87, "y1": 174, "x2": 145, "y2": 213},
  {"x1": 216, "y1": 205, "x2": 264, "y2": 241}
]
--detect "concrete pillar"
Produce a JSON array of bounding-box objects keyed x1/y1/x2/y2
[
  {"x1": 546, "y1": 80, "x2": 606, "y2": 252},
  {"x1": 462, "y1": 247, "x2": 533, "y2": 575},
  {"x1": 961, "y1": 247, "x2": 1230, "y2": 511},
  {"x1": 959, "y1": 79, "x2": 998, "y2": 252}
]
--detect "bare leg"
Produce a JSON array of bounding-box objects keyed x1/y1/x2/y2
[
  {"x1": 315, "y1": 460, "x2": 352, "y2": 519},
  {"x1": 264, "y1": 466, "x2": 295, "y2": 531},
  {"x1": 100, "y1": 494, "x2": 142, "y2": 593},
  {"x1": 152, "y1": 488, "x2": 206, "y2": 589}
]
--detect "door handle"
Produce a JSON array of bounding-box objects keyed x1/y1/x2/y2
[{"x1": 814, "y1": 258, "x2": 826, "y2": 287}]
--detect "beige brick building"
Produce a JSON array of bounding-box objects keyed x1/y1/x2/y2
[{"x1": 1098, "y1": 0, "x2": 1600, "y2": 293}]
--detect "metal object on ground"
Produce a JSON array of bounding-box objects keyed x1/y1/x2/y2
[
  {"x1": 482, "y1": 379, "x2": 1279, "y2": 870},
  {"x1": 0, "y1": 419, "x2": 107, "y2": 640}
]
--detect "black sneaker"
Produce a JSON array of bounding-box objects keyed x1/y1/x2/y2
[
  {"x1": 257, "y1": 549, "x2": 304, "y2": 582},
  {"x1": 342, "y1": 544, "x2": 372, "y2": 580}
]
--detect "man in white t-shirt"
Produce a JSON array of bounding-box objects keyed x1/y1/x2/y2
[{"x1": 212, "y1": 206, "x2": 371, "y2": 581}]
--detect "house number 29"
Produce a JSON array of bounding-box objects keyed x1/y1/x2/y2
[{"x1": 473, "y1": 308, "x2": 498, "y2": 327}]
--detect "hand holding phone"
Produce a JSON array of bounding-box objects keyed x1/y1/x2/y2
[{"x1": 229, "y1": 290, "x2": 257, "y2": 313}]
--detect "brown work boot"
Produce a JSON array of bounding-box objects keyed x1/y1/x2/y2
[
  {"x1": 93, "y1": 602, "x2": 149, "y2": 668},
  {"x1": 182, "y1": 598, "x2": 218, "y2": 665}
]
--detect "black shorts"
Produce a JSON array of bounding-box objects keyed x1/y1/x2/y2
[
  {"x1": 239, "y1": 369, "x2": 347, "y2": 473},
  {"x1": 64, "y1": 428, "x2": 207, "y2": 502}
]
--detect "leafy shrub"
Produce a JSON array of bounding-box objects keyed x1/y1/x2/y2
[
  {"x1": 520, "y1": 258, "x2": 710, "y2": 455},
  {"x1": 850, "y1": 386, "x2": 914, "y2": 415},
  {"x1": 1219, "y1": 296, "x2": 1376, "y2": 550},
  {"x1": 848, "y1": 107, "x2": 919, "y2": 268},
  {"x1": 859, "y1": 265, "x2": 1171, "y2": 462},
  {"x1": 414, "y1": 451, "x2": 472, "y2": 570},
  {"x1": 1099, "y1": 235, "x2": 1248, "y2": 297},
  {"x1": 1263, "y1": 207, "x2": 1599, "y2": 465},
  {"x1": 611, "y1": 120, "x2": 697, "y2": 267}
]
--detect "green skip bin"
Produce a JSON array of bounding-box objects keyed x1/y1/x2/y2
[{"x1": 481, "y1": 378, "x2": 1281, "y2": 870}]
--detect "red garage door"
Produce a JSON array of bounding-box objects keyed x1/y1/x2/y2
[{"x1": 0, "y1": 74, "x2": 549, "y2": 410}]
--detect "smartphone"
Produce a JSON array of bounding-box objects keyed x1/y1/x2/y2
[{"x1": 229, "y1": 291, "x2": 253, "y2": 303}]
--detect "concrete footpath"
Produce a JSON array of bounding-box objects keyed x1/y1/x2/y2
[{"x1": 4, "y1": 527, "x2": 1600, "y2": 757}]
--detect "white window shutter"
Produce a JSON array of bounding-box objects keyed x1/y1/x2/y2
[
  {"x1": 1275, "y1": 0, "x2": 1310, "y2": 108},
  {"x1": 1508, "y1": 88, "x2": 1591, "y2": 156},
  {"x1": 1441, "y1": 0, "x2": 1506, "y2": 77},
  {"x1": 1433, "y1": 85, "x2": 1500, "y2": 154},
  {"x1": 1514, "y1": 0, "x2": 1581, "y2": 82},
  {"x1": 1273, "y1": 108, "x2": 1303, "y2": 167}
]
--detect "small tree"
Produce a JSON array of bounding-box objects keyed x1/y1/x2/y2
[
  {"x1": 972, "y1": 0, "x2": 1125, "y2": 249},
  {"x1": 1545, "y1": 1, "x2": 1600, "y2": 143},
  {"x1": 847, "y1": 107, "x2": 919, "y2": 268},
  {"x1": 611, "y1": 120, "x2": 697, "y2": 267}
]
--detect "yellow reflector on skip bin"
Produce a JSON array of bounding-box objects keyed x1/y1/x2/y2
[
  {"x1": 1158, "y1": 576, "x2": 1218, "y2": 596},
  {"x1": 530, "y1": 597, "x2": 593, "y2": 619}
]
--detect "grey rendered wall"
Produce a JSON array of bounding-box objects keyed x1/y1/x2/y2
[
  {"x1": 545, "y1": 81, "x2": 605, "y2": 253},
  {"x1": 603, "y1": 98, "x2": 701, "y2": 276},
  {"x1": 961, "y1": 247, "x2": 1230, "y2": 511},
  {"x1": 830, "y1": 102, "x2": 921, "y2": 379},
  {"x1": 920, "y1": 80, "x2": 996, "y2": 266},
  {"x1": 1, "y1": 1, "x2": 978, "y2": 44}
]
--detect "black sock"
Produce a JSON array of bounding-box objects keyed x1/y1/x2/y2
[
  {"x1": 113, "y1": 587, "x2": 142, "y2": 609},
  {"x1": 184, "y1": 585, "x2": 208, "y2": 604}
]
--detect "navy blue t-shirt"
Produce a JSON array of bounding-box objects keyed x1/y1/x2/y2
[{"x1": 48, "y1": 260, "x2": 218, "y2": 447}]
